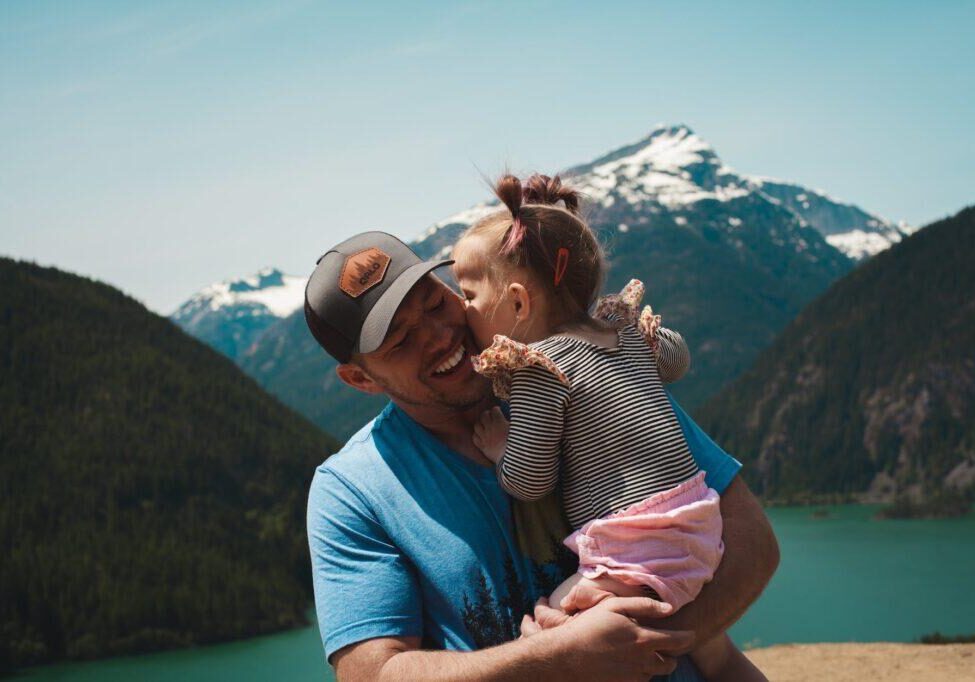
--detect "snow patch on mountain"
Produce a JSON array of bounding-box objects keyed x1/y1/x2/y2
[
  {"x1": 825, "y1": 230, "x2": 901, "y2": 260},
  {"x1": 176, "y1": 267, "x2": 306, "y2": 319}
]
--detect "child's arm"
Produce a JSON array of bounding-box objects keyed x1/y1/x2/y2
[
  {"x1": 655, "y1": 327, "x2": 691, "y2": 384},
  {"x1": 474, "y1": 365, "x2": 569, "y2": 502}
]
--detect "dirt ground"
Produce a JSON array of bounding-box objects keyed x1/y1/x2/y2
[{"x1": 744, "y1": 642, "x2": 975, "y2": 681}]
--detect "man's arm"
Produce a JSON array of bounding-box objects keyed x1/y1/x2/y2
[
  {"x1": 645, "y1": 475, "x2": 779, "y2": 650},
  {"x1": 332, "y1": 597, "x2": 694, "y2": 682}
]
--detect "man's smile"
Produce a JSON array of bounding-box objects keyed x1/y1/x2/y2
[
  {"x1": 432, "y1": 345, "x2": 466, "y2": 375},
  {"x1": 427, "y1": 334, "x2": 477, "y2": 383}
]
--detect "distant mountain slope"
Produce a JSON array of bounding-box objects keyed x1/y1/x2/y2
[
  {"x1": 751, "y1": 179, "x2": 911, "y2": 260},
  {"x1": 696, "y1": 206, "x2": 975, "y2": 504},
  {"x1": 171, "y1": 267, "x2": 306, "y2": 361},
  {"x1": 0, "y1": 259, "x2": 337, "y2": 670}
]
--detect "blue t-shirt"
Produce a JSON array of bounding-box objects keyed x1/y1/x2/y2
[{"x1": 308, "y1": 395, "x2": 741, "y2": 680}]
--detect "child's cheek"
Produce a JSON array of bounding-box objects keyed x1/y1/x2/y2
[{"x1": 464, "y1": 304, "x2": 494, "y2": 350}]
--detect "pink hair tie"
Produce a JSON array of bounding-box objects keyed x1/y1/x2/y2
[{"x1": 501, "y1": 215, "x2": 527, "y2": 255}]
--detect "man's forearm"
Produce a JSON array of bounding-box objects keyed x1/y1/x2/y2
[
  {"x1": 655, "y1": 475, "x2": 779, "y2": 647},
  {"x1": 375, "y1": 631, "x2": 563, "y2": 682}
]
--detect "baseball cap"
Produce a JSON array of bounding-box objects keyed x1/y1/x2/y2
[{"x1": 304, "y1": 231, "x2": 454, "y2": 362}]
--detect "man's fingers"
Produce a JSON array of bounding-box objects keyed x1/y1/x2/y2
[
  {"x1": 518, "y1": 614, "x2": 540, "y2": 638},
  {"x1": 608, "y1": 595, "x2": 674, "y2": 620},
  {"x1": 533, "y1": 600, "x2": 572, "y2": 630}
]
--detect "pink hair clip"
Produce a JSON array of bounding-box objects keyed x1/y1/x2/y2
[{"x1": 554, "y1": 247, "x2": 570, "y2": 286}]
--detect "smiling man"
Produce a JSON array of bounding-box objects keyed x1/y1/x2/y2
[{"x1": 304, "y1": 232, "x2": 778, "y2": 681}]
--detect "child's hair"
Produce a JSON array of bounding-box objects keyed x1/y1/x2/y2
[{"x1": 462, "y1": 173, "x2": 605, "y2": 327}]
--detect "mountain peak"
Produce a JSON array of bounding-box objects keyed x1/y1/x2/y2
[
  {"x1": 648, "y1": 122, "x2": 697, "y2": 140},
  {"x1": 228, "y1": 267, "x2": 286, "y2": 293},
  {"x1": 419, "y1": 123, "x2": 902, "y2": 260},
  {"x1": 174, "y1": 268, "x2": 307, "y2": 319}
]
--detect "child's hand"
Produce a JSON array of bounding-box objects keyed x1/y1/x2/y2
[{"x1": 472, "y1": 406, "x2": 509, "y2": 464}]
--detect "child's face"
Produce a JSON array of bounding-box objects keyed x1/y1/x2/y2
[{"x1": 451, "y1": 236, "x2": 519, "y2": 350}]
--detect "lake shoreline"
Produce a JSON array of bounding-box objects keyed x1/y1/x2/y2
[
  {"x1": 760, "y1": 497, "x2": 974, "y2": 520},
  {"x1": 745, "y1": 642, "x2": 975, "y2": 681}
]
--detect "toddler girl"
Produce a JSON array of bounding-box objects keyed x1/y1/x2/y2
[{"x1": 451, "y1": 173, "x2": 765, "y2": 682}]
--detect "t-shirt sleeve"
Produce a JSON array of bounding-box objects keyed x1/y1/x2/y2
[
  {"x1": 666, "y1": 392, "x2": 742, "y2": 494},
  {"x1": 307, "y1": 467, "x2": 422, "y2": 662}
]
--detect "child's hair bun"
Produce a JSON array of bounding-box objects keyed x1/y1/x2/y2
[
  {"x1": 522, "y1": 173, "x2": 580, "y2": 214},
  {"x1": 494, "y1": 174, "x2": 525, "y2": 220}
]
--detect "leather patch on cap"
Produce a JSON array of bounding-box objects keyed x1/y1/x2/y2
[{"x1": 339, "y1": 247, "x2": 391, "y2": 298}]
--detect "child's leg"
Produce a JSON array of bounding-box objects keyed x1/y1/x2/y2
[
  {"x1": 549, "y1": 572, "x2": 654, "y2": 614},
  {"x1": 690, "y1": 633, "x2": 767, "y2": 682}
]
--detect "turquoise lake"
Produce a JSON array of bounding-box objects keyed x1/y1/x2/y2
[{"x1": 21, "y1": 505, "x2": 975, "y2": 681}]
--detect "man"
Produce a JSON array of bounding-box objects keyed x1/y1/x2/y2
[{"x1": 305, "y1": 232, "x2": 779, "y2": 681}]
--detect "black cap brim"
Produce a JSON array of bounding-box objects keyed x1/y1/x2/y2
[{"x1": 357, "y1": 258, "x2": 454, "y2": 354}]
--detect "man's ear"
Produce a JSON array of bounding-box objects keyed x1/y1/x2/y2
[
  {"x1": 506, "y1": 282, "x2": 532, "y2": 321},
  {"x1": 335, "y1": 362, "x2": 385, "y2": 395}
]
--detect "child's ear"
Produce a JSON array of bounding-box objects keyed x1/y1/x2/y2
[
  {"x1": 507, "y1": 283, "x2": 532, "y2": 320},
  {"x1": 335, "y1": 362, "x2": 385, "y2": 395}
]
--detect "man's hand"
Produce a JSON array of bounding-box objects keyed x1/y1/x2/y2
[
  {"x1": 335, "y1": 594, "x2": 692, "y2": 682},
  {"x1": 472, "y1": 406, "x2": 509, "y2": 464},
  {"x1": 521, "y1": 593, "x2": 673, "y2": 634},
  {"x1": 534, "y1": 595, "x2": 693, "y2": 681}
]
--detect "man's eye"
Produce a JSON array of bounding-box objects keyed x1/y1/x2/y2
[
  {"x1": 432, "y1": 296, "x2": 445, "y2": 311},
  {"x1": 391, "y1": 334, "x2": 409, "y2": 353}
]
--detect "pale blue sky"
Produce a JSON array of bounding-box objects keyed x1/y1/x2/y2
[{"x1": 2, "y1": 1, "x2": 973, "y2": 313}]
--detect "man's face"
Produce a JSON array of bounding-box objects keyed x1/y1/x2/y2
[{"x1": 354, "y1": 276, "x2": 491, "y2": 411}]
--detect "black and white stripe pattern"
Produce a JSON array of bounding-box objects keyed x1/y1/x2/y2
[{"x1": 497, "y1": 324, "x2": 698, "y2": 530}]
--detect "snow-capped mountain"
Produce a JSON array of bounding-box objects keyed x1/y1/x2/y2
[
  {"x1": 418, "y1": 124, "x2": 906, "y2": 261},
  {"x1": 176, "y1": 124, "x2": 904, "y2": 440},
  {"x1": 171, "y1": 267, "x2": 306, "y2": 360}
]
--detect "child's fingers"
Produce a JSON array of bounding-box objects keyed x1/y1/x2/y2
[{"x1": 560, "y1": 583, "x2": 615, "y2": 614}]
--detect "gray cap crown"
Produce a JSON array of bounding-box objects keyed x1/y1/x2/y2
[{"x1": 304, "y1": 231, "x2": 453, "y2": 362}]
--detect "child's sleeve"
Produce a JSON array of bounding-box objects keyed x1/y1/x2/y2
[
  {"x1": 654, "y1": 326, "x2": 691, "y2": 384},
  {"x1": 496, "y1": 365, "x2": 570, "y2": 502},
  {"x1": 597, "y1": 279, "x2": 690, "y2": 383}
]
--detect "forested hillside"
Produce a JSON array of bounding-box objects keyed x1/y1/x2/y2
[
  {"x1": 697, "y1": 206, "x2": 975, "y2": 508},
  {"x1": 0, "y1": 259, "x2": 338, "y2": 671}
]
